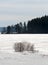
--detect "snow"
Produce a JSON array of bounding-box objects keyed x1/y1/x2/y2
[
  {"x1": 0, "y1": 34, "x2": 48, "y2": 65},
  {"x1": 0, "y1": 51, "x2": 48, "y2": 65}
]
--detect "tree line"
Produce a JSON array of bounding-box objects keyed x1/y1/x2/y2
[
  {"x1": 2, "y1": 15, "x2": 48, "y2": 34},
  {"x1": 1, "y1": 22, "x2": 27, "y2": 34}
]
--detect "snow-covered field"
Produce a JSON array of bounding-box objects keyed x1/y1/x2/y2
[{"x1": 0, "y1": 34, "x2": 48, "y2": 65}]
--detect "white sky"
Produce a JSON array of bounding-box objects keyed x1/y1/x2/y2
[{"x1": 0, "y1": 0, "x2": 48, "y2": 27}]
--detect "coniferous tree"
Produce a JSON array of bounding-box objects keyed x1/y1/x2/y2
[
  {"x1": 19, "y1": 22, "x2": 23, "y2": 33},
  {"x1": 7, "y1": 26, "x2": 11, "y2": 34},
  {"x1": 23, "y1": 22, "x2": 27, "y2": 33}
]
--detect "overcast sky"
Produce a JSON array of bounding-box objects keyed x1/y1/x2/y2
[{"x1": 0, "y1": 0, "x2": 48, "y2": 27}]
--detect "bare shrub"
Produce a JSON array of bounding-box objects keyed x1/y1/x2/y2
[
  {"x1": 26, "y1": 43, "x2": 31, "y2": 51},
  {"x1": 14, "y1": 42, "x2": 34, "y2": 52},
  {"x1": 14, "y1": 42, "x2": 25, "y2": 52},
  {"x1": 30, "y1": 44, "x2": 34, "y2": 53}
]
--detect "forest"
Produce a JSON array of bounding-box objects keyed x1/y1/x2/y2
[{"x1": 2, "y1": 15, "x2": 48, "y2": 34}]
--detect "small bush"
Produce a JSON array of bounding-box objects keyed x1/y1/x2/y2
[
  {"x1": 30, "y1": 44, "x2": 34, "y2": 53},
  {"x1": 14, "y1": 42, "x2": 25, "y2": 52},
  {"x1": 13, "y1": 42, "x2": 34, "y2": 52}
]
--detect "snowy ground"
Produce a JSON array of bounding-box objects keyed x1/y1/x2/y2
[
  {"x1": 0, "y1": 34, "x2": 48, "y2": 65},
  {"x1": 0, "y1": 51, "x2": 48, "y2": 65}
]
